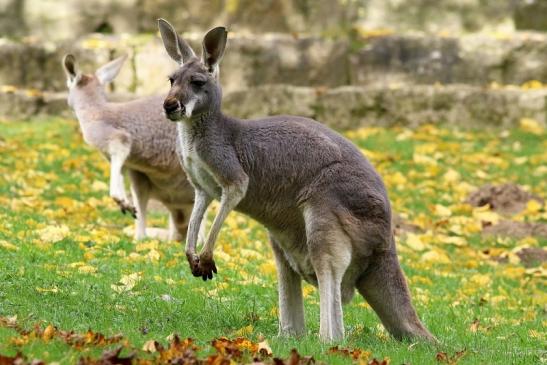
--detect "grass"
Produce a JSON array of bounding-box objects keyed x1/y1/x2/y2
[{"x1": 0, "y1": 117, "x2": 545, "y2": 364}]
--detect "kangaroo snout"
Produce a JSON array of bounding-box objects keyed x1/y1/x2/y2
[{"x1": 163, "y1": 97, "x2": 184, "y2": 121}]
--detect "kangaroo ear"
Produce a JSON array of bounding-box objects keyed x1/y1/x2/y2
[
  {"x1": 158, "y1": 18, "x2": 195, "y2": 65},
  {"x1": 62, "y1": 54, "x2": 82, "y2": 87},
  {"x1": 62, "y1": 54, "x2": 79, "y2": 81},
  {"x1": 202, "y1": 26, "x2": 227, "y2": 77},
  {"x1": 95, "y1": 54, "x2": 127, "y2": 84}
]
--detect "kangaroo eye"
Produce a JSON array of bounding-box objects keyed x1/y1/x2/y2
[
  {"x1": 191, "y1": 79, "x2": 206, "y2": 87},
  {"x1": 167, "y1": 77, "x2": 174, "y2": 86}
]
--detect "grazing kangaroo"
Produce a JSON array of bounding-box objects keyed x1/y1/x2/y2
[
  {"x1": 157, "y1": 19, "x2": 435, "y2": 343},
  {"x1": 62, "y1": 54, "x2": 195, "y2": 241}
]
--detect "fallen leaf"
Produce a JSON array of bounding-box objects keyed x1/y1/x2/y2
[
  {"x1": 142, "y1": 339, "x2": 159, "y2": 353},
  {"x1": 111, "y1": 273, "x2": 142, "y2": 293}
]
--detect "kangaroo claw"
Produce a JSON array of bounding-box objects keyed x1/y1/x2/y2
[
  {"x1": 112, "y1": 197, "x2": 137, "y2": 219},
  {"x1": 198, "y1": 254, "x2": 217, "y2": 281},
  {"x1": 186, "y1": 252, "x2": 217, "y2": 280}
]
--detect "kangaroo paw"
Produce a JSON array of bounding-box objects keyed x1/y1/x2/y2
[
  {"x1": 112, "y1": 197, "x2": 137, "y2": 219},
  {"x1": 186, "y1": 253, "x2": 202, "y2": 277}
]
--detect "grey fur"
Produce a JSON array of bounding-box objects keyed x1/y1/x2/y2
[
  {"x1": 62, "y1": 54, "x2": 195, "y2": 241},
  {"x1": 158, "y1": 24, "x2": 435, "y2": 343}
]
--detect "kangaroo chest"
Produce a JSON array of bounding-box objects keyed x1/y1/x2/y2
[{"x1": 176, "y1": 122, "x2": 221, "y2": 199}]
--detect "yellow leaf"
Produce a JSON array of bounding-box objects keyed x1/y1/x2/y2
[
  {"x1": 81, "y1": 37, "x2": 111, "y2": 49},
  {"x1": 490, "y1": 296, "x2": 506, "y2": 305},
  {"x1": 43, "y1": 324, "x2": 55, "y2": 341},
  {"x1": 37, "y1": 224, "x2": 70, "y2": 243},
  {"x1": 240, "y1": 248, "x2": 261, "y2": 259},
  {"x1": 461, "y1": 220, "x2": 482, "y2": 235},
  {"x1": 259, "y1": 262, "x2": 277, "y2": 275},
  {"x1": 136, "y1": 241, "x2": 159, "y2": 252},
  {"x1": 470, "y1": 274, "x2": 491, "y2": 286},
  {"x1": 413, "y1": 153, "x2": 438, "y2": 166},
  {"x1": 36, "y1": 286, "x2": 59, "y2": 293},
  {"x1": 68, "y1": 261, "x2": 85, "y2": 268},
  {"x1": 521, "y1": 80, "x2": 544, "y2": 90},
  {"x1": 518, "y1": 237, "x2": 538, "y2": 246},
  {"x1": 235, "y1": 325, "x2": 253, "y2": 336},
  {"x1": 519, "y1": 118, "x2": 544, "y2": 135},
  {"x1": 385, "y1": 171, "x2": 407, "y2": 187},
  {"x1": 524, "y1": 199, "x2": 542, "y2": 215},
  {"x1": 507, "y1": 252, "x2": 521, "y2": 265},
  {"x1": 434, "y1": 204, "x2": 452, "y2": 217},
  {"x1": 1, "y1": 85, "x2": 17, "y2": 93},
  {"x1": 345, "y1": 127, "x2": 381, "y2": 139},
  {"x1": 126, "y1": 252, "x2": 144, "y2": 262},
  {"x1": 142, "y1": 339, "x2": 158, "y2": 352},
  {"x1": 0, "y1": 240, "x2": 19, "y2": 251},
  {"x1": 442, "y1": 169, "x2": 460, "y2": 183},
  {"x1": 25, "y1": 89, "x2": 42, "y2": 97},
  {"x1": 147, "y1": 249, "x2": 160, "y2": 262},
  {"x1": 525, "y1": 267, "x2": 547, "y2": 279},
  {"x1": 421, "y1": 249, "x2": 450, "y2": 264},
  {"x1": 91, "y1": 180, "x2": 108, "y2": 192},
  {"x1": 439, "y1": 235, "x2": 467, "y2": 247},
  {"x1": 405, "y1": 233, "x2": 426, "y2": 251},
  {"x1": 473, "y1": 208, "x2": 500, "y2": 225},
  {"x1": 302, "y1": 285, "x2": 316, "y2": 298},
  {"x1": 78, "y1": 265, "x2": 97, "y2": 274},
  {"x1": 111, "y1": 272, "x2": 142, "y2": 293}
]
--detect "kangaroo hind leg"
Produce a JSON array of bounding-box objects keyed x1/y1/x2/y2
[
  {"x1": 304, "y1": 204, "x2": 352, "y2": 342},
  {"x1": 356, "y1": 249, "x2": 436, "y2": 342},
  {"x1": 269, "y1": 233, "x2": 306, "y2": 337},
  {"x1": 127, "y1": 169, "x2": 150, "y2": 240}
]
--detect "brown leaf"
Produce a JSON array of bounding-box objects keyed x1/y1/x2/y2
[
  {"x1": 469, "y1": 319, "x2": 480, "y2": 333},
  {"x1": 436, "y1": 349, "x2": 467, "y2": 364},
  {"x1": 368, "y1": 358, "x2": 390, "y2": 365},
  {"x1": 78, "y1": 347, "x2": 134, "y2": 365},
  {"x1": 328, "y1": 346, "x2": 371, "y2": 361},
  {"x1": 0, "y1": 352, "x2": 26, "y2": 365}
]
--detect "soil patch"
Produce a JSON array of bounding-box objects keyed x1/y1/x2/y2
[
  {"x1": 466, "y1": 183, "x2": 543, "y2": 215},
  {"x1": 482, "y1": 220, "x2": 547, "y2": 239},
  {"x1": 516, "y1": 247, "x2": 547, "y2": 267},
  {"x1": 483, "y1": 246, "x2": 546, "y2": 267}
]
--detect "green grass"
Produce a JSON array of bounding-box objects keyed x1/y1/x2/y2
[{"x1": 0, "y1": 118, "x2": 545, "y2": 364}]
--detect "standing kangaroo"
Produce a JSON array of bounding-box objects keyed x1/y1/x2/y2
[
  {"x1": 62, "y1": 54, "x2": 195, "y2": 241},
  {"x1": 157, "y1": 19, "x2": 435, "y2": 342}
]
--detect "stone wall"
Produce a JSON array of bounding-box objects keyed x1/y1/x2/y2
[
  {"x1": 3, "y1": 84, "x2": 545, "y2": 129},
  {"x1": 1, "y1": 0, "x2": 542, "y2": 41},
  {"x1": 1, "y1": 32, "x2": 546, "y2": 96},
  {"x1": 1, "y1": 0, "x2": 546, "y2": 129},
  {"x1": 223, "y1": 84, "x2": 547, "y2": 129}
]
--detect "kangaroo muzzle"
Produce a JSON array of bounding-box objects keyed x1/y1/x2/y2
[{"x1": 163, "y1": 97, "x2": 184, "y2": 121}]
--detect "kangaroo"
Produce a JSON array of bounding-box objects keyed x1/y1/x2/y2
[
  {"x1": 157, "y1": 19, "x2": 435, "y2": 343},
  {"x1": 62, "y1": 54, "x2": 195, "y2": 241}
]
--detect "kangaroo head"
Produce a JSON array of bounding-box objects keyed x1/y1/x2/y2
[
  {"x1": 158, "y1": 19, "x2": 227, "y2": 122},
  {"x1": 62, "y1": 54, "x2": 127, "y2": 108}
]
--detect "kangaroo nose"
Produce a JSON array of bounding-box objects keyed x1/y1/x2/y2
[{"x1": 163, "y1": 97, "x2": 180, "y2": 113}]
